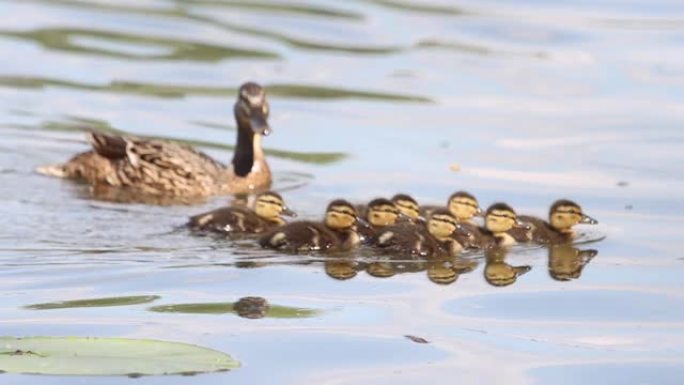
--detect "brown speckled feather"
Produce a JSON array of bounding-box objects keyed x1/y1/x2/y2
[
  {"x1": 259, "y1": 221, "x2": 342, "y2": 252},
  {"x1": 371, "y1": 224, "x2": 445, "y2": 258},
  {"x1": 187, "y1": 206, "x2": 276, "y2": 234}
]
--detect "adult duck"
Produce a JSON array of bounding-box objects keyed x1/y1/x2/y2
[{"x1": 38, "y1": 82, "x2": 273, "y2": 199}]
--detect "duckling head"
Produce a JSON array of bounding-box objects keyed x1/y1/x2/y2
[
  {"x1": 447, "y1": 191, "x2": 483, "y2": 221},
  {"x1": 366, "y1": 198, "x2": 400, "y2": 227},
  {"x1": 485, "y1": 203, "x2": 526, "y2": 233},
  {"x1": 325, "y1": 199, "x2": 361, "y2": 230},
  {"x1": 254, "y1": 191, "x2": 296, "y2": 224},
  {"x1": 427, "y1": 209, "x2": 460, "y2": 240},
  {"x1": 549, "y1": 199, "x2": 598, "y2": 232},
  {"x1": 235, "y1": 82, "x2": 271, "y2": 136},
  {"x1": 391, "y1": 194, "x2": 422, "y2": 221}
]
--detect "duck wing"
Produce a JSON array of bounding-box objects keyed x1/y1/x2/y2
[{"x1": 89, "y1": 132, "x2": 226, "y2": 196}]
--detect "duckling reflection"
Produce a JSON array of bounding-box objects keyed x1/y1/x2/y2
[
  {"x1": 187, "y1": 191, "x2": 295, "y2": 234},
  {"x1": 475, "y1": 203, "x2": 531, "y2": 249},
  {"x1": 325, "y1": 259, "x2": 359, "y2": 280},
  {"x1": 427, "y1": 257, "x2": 479, "y2": 285},
  {"x1": 519, "y1": 200, "x2": 598, "y2": 244},
  {"x1": 484, "y1": 248, "x2": 532, "y2": 287},
  {"x1": 259, "y1": 199, "x2": 363, "y2": 252},
  {"x1": 366, "y1": 261, "x2": 396, "y2": 278},
  {"x1": 548, "y1": 244, "x2": 598, "y2": 281}
]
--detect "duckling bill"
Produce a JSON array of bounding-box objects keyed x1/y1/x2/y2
[
  {"x1": 187, "y1": 191, "x2": 295, "y2": 234},
  {"x1": 38, "y1": 82, "x2": 273, "y2": 200},
  {"x1": 259, "y1": 199, "x2": 363, "y2": 252}
]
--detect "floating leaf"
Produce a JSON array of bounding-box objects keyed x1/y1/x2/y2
[
  {"x1": 25, "y1": 295, "x2": 160, "y2": 310},
  {"x1": 0, "y1": 337, "x2": 239, "y2": 376},
  {"x1": 148, "y1": 302, "x2": 320, "y2": 318}
]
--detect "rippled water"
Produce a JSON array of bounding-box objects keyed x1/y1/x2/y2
[{"x1": 1, "y1": 0, "x2": 684, "y2": 383}]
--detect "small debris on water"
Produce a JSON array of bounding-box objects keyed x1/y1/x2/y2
[
  {"x1": 625, "y1": 204, "x2": 633, "y2": 210},
  {"x1": 404, "y1": 335, "x2": 429, "y2": 344},
  {"x1": 450, "y1": 163, "x2": 461, "y2": 172},
  {"x1": 616, "y1": 181, "x2": 629, "y2": 187}
]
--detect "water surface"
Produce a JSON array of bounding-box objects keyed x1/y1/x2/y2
[{"x1": 1, "y1": 0, "x2": 683, "y2": 383}]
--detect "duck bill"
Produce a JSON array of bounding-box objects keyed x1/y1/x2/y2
[
  {"x1": 250, "y1": 111, "x2": 271, "y2": 136},
  {"x1": 475, "y1": 207, "x2": 484, "y2": 217},
  {"x1": 580, "y1": 214, "x2": 598, "y2": 224},
  {"x1": 281, "y1": 207, "x2": 297, "y2": 217}
]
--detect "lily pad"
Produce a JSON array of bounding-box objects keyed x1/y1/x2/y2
[{"x1": 0, "y1": 337, "x2": 239, "y2": 376}]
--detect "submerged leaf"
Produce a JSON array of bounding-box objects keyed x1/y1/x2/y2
[{"x1": 25, "y1": 295, "x2": 160, "y2": 310}]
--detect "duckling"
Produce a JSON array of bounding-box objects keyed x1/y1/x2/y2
[
  {"x1": 484, "y1": 248, "x2": 532, "y2": 287},
  {"x1": 38, "y1": 82, "x2": 273, "y2": 199},
  {"x1": 358, "y1": 198, "x2": 402, "y2": 241},
  {"x1": 548, "y1": 244, "x2": 597, "y2": 281},
  {"x1": 187, "y1": 191, "x2": 295, "y2": 234},
  {"x1": 391, "y1": 194, "x2": 424, "y2": 223},
  {"x1": 259, "y1": 199, "x2": 363, "y2": 252},
  {"x1": 519, "y1": 200, "x2": 598, "y2": 244},
  {"x1": 475, "y1": 203, "x2": 531, "y2": 249},
  {"x1": 371, "y1": 209, "x2": 465, "y2": 258},
  {"x1": 422, "y1": 191, "x2": 483, "y2": 248}
]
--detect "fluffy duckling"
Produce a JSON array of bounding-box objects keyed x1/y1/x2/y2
[
  {"x1": 519, "y1": 200, "x2": 598, "y2": 244},
  {"x1": 259, "y1": 199, "x2": 363, "y2": 252},
  {"x1": 548, "y1": 244, "x2": 598, "y2": 281},
  {"x1": 484, "y1": 249, "x2": 532, "y2": 287},
  {"x1": 391, "y1": 194, "x2": 424, "y2": 223},
  {"x1": 475, "y1": 203, "x2": 531, "y2": 249},
  {"x1": 38, "y1": 82, "x2": 273, "y2": 199},
  {"x1": 422, "y1": 191, "x2": 482, "y2": 248},
  {"x1": 358, "y1": 198, "x2": 402, "y2": 241},
  {"x1": 187, "y1": 191, "x2": 295, "y2": 234},
  {"x1": 372, "y1": 209, "x2": 465, "y2": 258}
]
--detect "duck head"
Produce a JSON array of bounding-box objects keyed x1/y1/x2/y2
[
  {"x1": 325, "y1": 199, "x2": 363, "y2": 230},
  {"x1": 484, "y1": 203, "x2": 527, "y2": 234},
  {"x1": 391, "y1": 194, "x2": 424, "y2": 222},
  {"x1": 447, "y1": 191, "x2": 483, "y2": 221},
  {"x1": 235, "y1": 82, "x2": 271, "y2": 136},
  {"x1": 366, "y1": 198, "x2": 401, "y2": 227},
  {"x1": 549, "y1": 199, "x2": 598, "y2": 233},
  {"x1": 427, "y1": 209, "x2": 462, "y2": 240},
  {"x1": 254, "y1": 191, "x2": 296, "y2": 224}
]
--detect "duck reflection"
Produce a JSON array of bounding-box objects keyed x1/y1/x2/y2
[
  {"x1": 427, "y1": 257, "x2": 479, "y2": 285},
  {"x1": 484, "y1": 248, "x2": 532, "y2": 287},
  {"x1": 325, "y1": 259, "x2": 359, "y2": 280},
  {"x1": 548, "y1": 244, "x2": 597, "y2": 281}
]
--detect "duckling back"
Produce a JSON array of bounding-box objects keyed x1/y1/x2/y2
[
  {"x1": 259, "y1": 221, "x2": 342, "y2": 252},
  {"x1": 518, "y1": 215, "x2": 568, "y2": 244},
  {"x1": 188, "y1": 206, "x2": 273, "y2": 234}
]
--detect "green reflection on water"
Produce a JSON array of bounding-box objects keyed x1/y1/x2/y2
[
  {"x1": 175, "y1": 0, "x2": 363, "y2": 20},
  {"x1": 0, "y1": 28, "x2": 278, "y2": 62},
  {"x1": 365, "y1": 0, "x2": 469, "y2": 15},
  {"x1": 0, "y1": 76, "x2": 432, "y2": 103},
  {"x1": 148, "y1": 302, "x2": 320, "y2": 318},
  {"x1": 22, "y1": 115, "x2": 348, "y2": 165},
  {"x1": 25, "y1": 295, "x2": 161, "y2": 310}
]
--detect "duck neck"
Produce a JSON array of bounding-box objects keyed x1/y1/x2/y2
[{"x1": 231, "y1": 119, "x2": 258, "y2": 177}]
